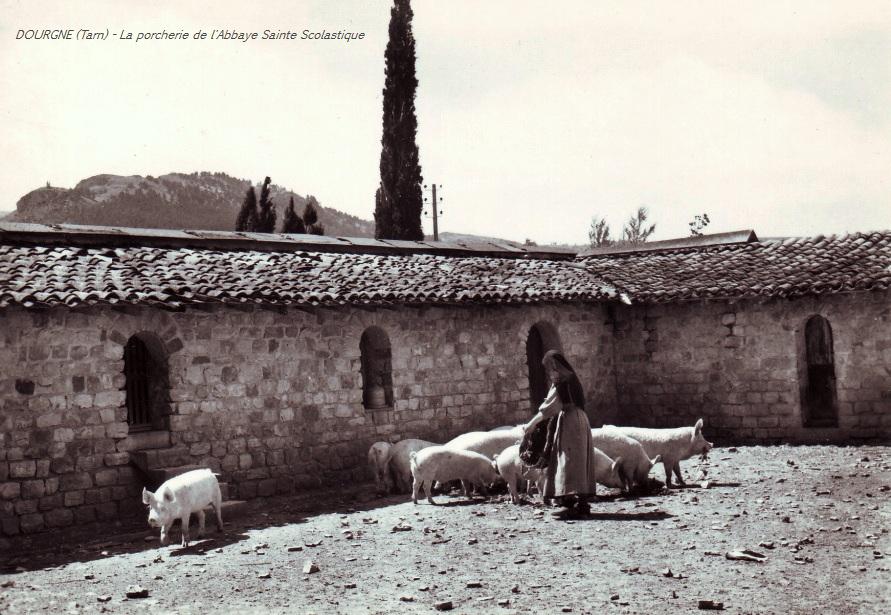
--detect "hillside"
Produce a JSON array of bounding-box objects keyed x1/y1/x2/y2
[{"x1": 4, "y1": 173, "x2": 375, "y2": 237}]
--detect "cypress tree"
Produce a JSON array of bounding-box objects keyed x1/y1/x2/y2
[
  {"x1": 256, "y1": 176, "x2": 277, "y2": 233},
  {"x1": 235, "y1": 186, "x2": 257, "y2": 232},
  {"x1": 303, "y1": 196, "x2": 325, "y2": 235},
  {"x1": 281, "y1": 196, "x2": 306, "y2": 234},
  {"x1": 374, "y1": 0, "x2": 424, "y2": 240}
]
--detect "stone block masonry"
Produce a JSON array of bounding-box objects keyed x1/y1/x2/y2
[
  {"x1": 0, "y1": 301, "x2": 614, "y2": 538},
  {"x1": 612, "y1": 290, "x2": 891, "y2": 443}
]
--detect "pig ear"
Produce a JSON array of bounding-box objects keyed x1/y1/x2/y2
[
  {"x1": 142, "y1": 488, "x2": 153, "y2": 505},
  {"x1": 611, "y1": 456, "x2": 623, "y2": 474},
  {"x1": 694, "y1": 418, "x2": 703, "y2": 433}
]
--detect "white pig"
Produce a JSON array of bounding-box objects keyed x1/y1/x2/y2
[
  {"x1": 387, "y1": 439, "x2": 438, "y2": 493},
  {"x1": 493, "y1": 444, "x2": 544, "y2": 504},
  {"x1": 444, "y1": 427, "x2": 523, "y2": 459},
  {"x1": 489, "y1": 424, "x2": 523, "y2": 432},
  {"x1": 410, "y1": 446, "x2": 500, "y2": 505},
  {"x1": 603, "y1": 419, "x2": 713, "y2": 488},
  {"x1": 141, "y1": 468, "x2": 222, "y2": 547},
  {"x1": 588, "y1": 446, "x2": 625, "y2": 491},
  {"x1": 590, "y1": 428, "x2": 661, "y2": 492},
  {"x1": 367, "y1": 441, "x2": 393, "y2": 494}
]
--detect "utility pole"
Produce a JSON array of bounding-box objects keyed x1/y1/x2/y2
[{"x1": 423, "y1": 183, "x2": 443, "y2": 241}]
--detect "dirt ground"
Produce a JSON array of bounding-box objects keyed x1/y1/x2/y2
[{"x1": 1, "y1": 444, "x2": 889, "y2": 615}]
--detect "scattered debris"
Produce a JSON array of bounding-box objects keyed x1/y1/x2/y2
[
  {"x1": 497, "y1": 599, "x2": 510, "y2": 606},
  {"x1": 758, "y1": 542, "x2": 775, "y2": 550},
  {"x1": 125, "y1": 585, "x2": 149, "y2": 599},
  {"x1": 287, "y1": 546, "x2": 303, "y2": 552},
  {"x1": 391, "y1": 522, "x2": 412, "y2": 532},
  {"x1": 97, "y1": 595, "x2": 111, "y2": 603},
  {"x1": 698, "y1": 599, "x2": 724, "y2": 610},
  {"x1": 434, "y1": 600, "x2": 454, "y2": 611},
  {"x1": 302, "y1": 561, "x2": 320, "y2": 574},
  {"x1": 399, "y1": 595, "x2": 415, "y2": 602},
  {"x1": 725, "y1": 550, "x2": 767, "y2": 563},
  {"x1": 258, "y1": 571, "x2": 272, "y2": 579},
  {"x1": 467, "y1": 581, "x2": 483, "y2": 588}
]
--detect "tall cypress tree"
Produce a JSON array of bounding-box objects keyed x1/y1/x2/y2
[
  {"x1": 375, "y1": 0, "x2": 424, "y2": 240},
  {"x1": 281, "y1": 196, "x2": 306, "y2": 234},
  {"x1": 256, "y1": 176, "x2": 277, "y2": 233},
  {"x1": 235, "y1": 186, "x2": 257, "y2": 232},
  {"x1": 303, "y1": 196, "x2": 325, "y2": 236}
]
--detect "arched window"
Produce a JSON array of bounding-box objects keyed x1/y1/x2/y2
[
  {"x1": 360, "y1": 327, "x2": 393, "y2": 409},
  {"x1": 123, "y1": 333, "x2": 170, "y2": 432},
  {"x1": 525, "y1": 322, "x2": 563, "y2": 412},
  {"x1": 800, "y1": 315, "x2": 839, "y2": 427}
]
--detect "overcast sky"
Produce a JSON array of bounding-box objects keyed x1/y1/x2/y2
[{"x1": 1, "y1": 0, "x2": 889, "y2": 244}]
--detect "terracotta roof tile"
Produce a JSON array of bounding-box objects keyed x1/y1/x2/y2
[
  {"x1": 0, "y1": 244, "x2": 615, "y2": 309},
  {"x1": 578, "y1": 231, "x2": 891, "y2": 303}
]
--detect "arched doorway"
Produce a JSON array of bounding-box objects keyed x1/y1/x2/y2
[
  {"x1": 123, "y1": 332, "x2": 170, "y2": 432},
  {"x1": 360, "y1": 327, "x2": 393, "y2": 409},
  {"x1": 800, "y1": 315, "x2": 839, "y2": 427},
  {"x1": 525, "y1": 322, "x2": 563, "y2": 412}
]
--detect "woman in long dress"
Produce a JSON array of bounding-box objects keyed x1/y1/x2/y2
[{"x1": 522, "y1": 350, "x2": 595, "y2": 517}]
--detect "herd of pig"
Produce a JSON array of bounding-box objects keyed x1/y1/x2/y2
[
  {"x1": 368, "y1": 420, "x2": 713, "y2": 505},
  {"x1": 139, "y1": 421, "x2": 712, "y2": 547}
]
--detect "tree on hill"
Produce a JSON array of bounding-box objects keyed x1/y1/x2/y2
[
  {"x1": 303, "y1": 196, "x2": 325, "y2": 235},
  {"x1": 587, "y1": 207, "x2": 657, "y2": 248},
  {"x1": 256, "y1": 176, "x2": 277, "y2": 233},
  {"x1": 588, "y1": 216, "x2": 611, "y2": 247},
  {"x1": 688, "y1": 213, "x2": 711, "y2": 236},
  {"x1": 281, "y1": 196, "x2": 306, "y2": 234},
  {"x1": 622, "y1": 207, "x2": 656, "y2": 244},
  {"x1": 374, "y1": 0, "x2": 424, "y2": 240},
  {"x1": 235, "y1": 186, "x2": 257, "y2": 232}
]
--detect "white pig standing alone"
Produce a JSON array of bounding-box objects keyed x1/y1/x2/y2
[
  {"x1": 367, "y1": 441, "x2": 393, "y2": 494},
  {"x1": 603, "y1": 419, "x2": 713, "y2": 488},
  {"x1": 142, "y1": 468, "x2": 223, "y2": 547},
  {"x1": 590, "y1": 428, "x2": 661, "y2": 492},
  {"x1": 388, "y1": 439, "x2": 439, "y2": 493},
  {"x1": 410, "y1": 446, "x2": 500, "y2": 505}
]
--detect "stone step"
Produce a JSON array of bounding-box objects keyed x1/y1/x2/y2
[
  {"x1": 130, "y1": 447, "x2": 192, "y2": 474},
  {"x1": 118, "y1": 430, "x2": 171, "y2": 453},
  {"x1": 217, "y1": 499, "x2": 248, "y2": 521},
  {"x1": 146, "y1": 464, "x2": 203, "y2": 486}
]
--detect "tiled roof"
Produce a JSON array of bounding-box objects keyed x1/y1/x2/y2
[
  {"x1": 0, "y1": 224, "x2": 615, "y2": 309},
  {"x1": 578, "y1": 231, "x2": 891, "y2": 303}
]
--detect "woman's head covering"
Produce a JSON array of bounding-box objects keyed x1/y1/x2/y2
[{"x1": 541, "y1": 350, "x2": 585, "y2": 408}]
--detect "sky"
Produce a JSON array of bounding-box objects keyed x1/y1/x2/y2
[{"x1": 1, "y1": 0, "x2": 890, "y2": 245}]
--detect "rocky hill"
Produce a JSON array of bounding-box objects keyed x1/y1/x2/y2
[{"x1": 4, "y1": 172, "x2": 375, "y2": 237}]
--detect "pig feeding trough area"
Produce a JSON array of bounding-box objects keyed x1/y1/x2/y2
[{"x1": 1, "y1": 444, "x2": 889, "y2": 614}]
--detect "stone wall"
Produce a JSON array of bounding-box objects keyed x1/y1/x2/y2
[
  {"x1": 611, "y1": 290, "x2": 891, "y2": 442},
  {"x1": 0, "y1": 301, "x2": 614, "y2": 538}
]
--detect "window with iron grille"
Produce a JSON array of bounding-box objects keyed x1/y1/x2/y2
[
  {"x1": 123, "y1": 334, "x2": 168, "y2": 431},
  {"x1": 360, "y1": 327, "x2": 393, "y2": 410}
]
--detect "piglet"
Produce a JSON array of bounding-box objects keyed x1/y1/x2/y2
[
  {"x1": 388, "y1": 438, "x2": 439, "y2": 493},
  {"x1": 590, "y1": 428, "x2": 661, "y2": 492},
  {"x1": 367, "y1": 441, "x2": 393, "y2": 494},
  {"x1": 589, "y1": 446, "x2": 625, "y2": 491},
  {"x1": 493, "y1": 444, "x2": 544, "y2": 504},
  {"x1": 142, "y1": 468, "x2": 222, "y2": 547},
  {"x1": 410, "y1": 446, "x2": 500, "y2": 505},
  {"x1": 603, "y1": 419, "x2": 713, "y2": 488}
]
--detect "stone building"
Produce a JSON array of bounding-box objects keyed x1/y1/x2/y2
[{"x1": 0, "y1": 222, "x2": 888, "y2": 539}]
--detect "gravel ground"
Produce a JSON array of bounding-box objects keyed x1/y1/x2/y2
[{"x1": 1, "y1": 444, "x2": 889, "y2": 614}]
